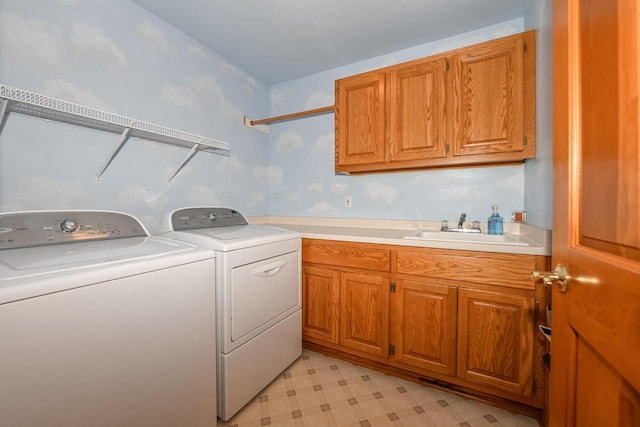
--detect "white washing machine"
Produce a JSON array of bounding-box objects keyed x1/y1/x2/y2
[
  {"x1": 0, "y1": 210, "x2": 217, "y2": 427},
  {"x1": 158, "y1": 207, "x2": 301, "y2": 421}
]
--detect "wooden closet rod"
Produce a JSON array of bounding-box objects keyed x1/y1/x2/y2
[{"x1": 250, "y1": 105, "x2": 334, "y2": 125}]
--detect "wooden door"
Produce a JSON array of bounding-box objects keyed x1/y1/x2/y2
[
  {"x1": 457, "y1": 288, "x2": 535, "y2": 397},
  {"x1": 339, "y1": 272, "x2": 390, "y2": 359},
  {"x1": 551, "y1": 0, "x2": 640, "y2": 425},
  {"x1": 452, "y1": 31, "x2": 535, "y2": 159},
  {"x1": 392, "y1": 279, "x2": 457, "y2": 375},
  {"x1": 387, "y1": 58, "x2": 448, "y2": 164},
  {"x1": 335, "y1": 72, "x2": 386, "y2": 171},
  {"x1": 302, "y1": 266, "x2": 340, "y2": 344}
]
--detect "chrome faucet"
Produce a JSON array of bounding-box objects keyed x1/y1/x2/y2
[
  {"x1": 458, "y1": 213, "x2": 466, "y2": 229},
  {"x1": 440, "y1": 213, "x2": 481, "y2": 233}
]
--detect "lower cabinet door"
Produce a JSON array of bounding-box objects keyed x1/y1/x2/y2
[
  {"x1": 340, "y1": 272, "x2": 390, "y2": 359},
  {"x1": 302, "y1": 266, "x2": 340, "y2": 344},
  {"x1": 457, "y1": 288, "x2": 535, "y2": 397},
  {"x1": 393, "y1": 279, "x2": 457, "y2": 375}
]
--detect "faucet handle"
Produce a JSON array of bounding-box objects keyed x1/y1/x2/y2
[{"x1": 458, "y1": 213, "x2": 466, "y2": 228}]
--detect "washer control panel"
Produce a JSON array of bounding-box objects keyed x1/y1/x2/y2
[
  {"x1": 171, "y1": 207, "x2": 248, "y2": 230},
  {"x1": 0, "y1": 211, "x2": 148, "y2": 249}
]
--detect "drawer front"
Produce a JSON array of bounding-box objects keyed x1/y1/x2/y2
[
  {"x1": 303, "y1": 239, "x2": 391, "y2": 272},
  {"x1": 396, "y1": 249, "x2": 538, "y2": 289}
]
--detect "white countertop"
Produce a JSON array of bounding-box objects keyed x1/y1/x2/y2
[{"x1": 248, "y1": 216, "x2": 552, "y2": 256}]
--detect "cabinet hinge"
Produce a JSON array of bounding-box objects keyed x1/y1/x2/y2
[
  {"x1": 389, "y1": 345, "x2": 395, "y2": 355},
  {"x1": 535, "y1": 300, "x2": 539, "y2": 324},
  {"x1": 523, "y1": 136, "x2": 528, "y2": 147},
  {"x1": 524, "y1": 42, "x2": 528, "y2": 54},
  {"x1": 532, "y1": 379, "x2": 537, "y2": 393},
  {"x1": 446, "y1": 60, "x2": 450, "y2": 71},
  {"x1": 390, "y1": 281, "x2": 396, "y2": 293}
]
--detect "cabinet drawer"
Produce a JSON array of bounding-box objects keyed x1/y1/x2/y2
[
  {"x1": 303, "y1": 239, "x2": 391, "y2": 272},
  {"x1": 396, "y1": 249, "x2": 540, "y2": 289}
]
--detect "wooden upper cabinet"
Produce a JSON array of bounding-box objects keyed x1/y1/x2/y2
[
  {"x1": 335, "y1": 72, "x2": 386, "y2": 170},
  {"x1": 334, "y1": 31, "x2": 536, "y2": 173},
  {"x1": 387, "y1": 58, "x2": 449, "y2": 166},
  {"x1": 451, "y1": 31, "x2": 535, "y2": 160}
]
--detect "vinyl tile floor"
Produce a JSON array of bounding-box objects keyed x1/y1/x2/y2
[{"x1": 217, "y1": 349, "x2": 540, "y2": 427}]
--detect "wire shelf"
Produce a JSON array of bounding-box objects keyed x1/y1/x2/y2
[{"x1": 0, "y1": 84, "x2": 230, "y2": 152}]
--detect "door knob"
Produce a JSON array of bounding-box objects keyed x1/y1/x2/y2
[{"x1": 531, "y1": 263, "x2": 570, "y2": 293}]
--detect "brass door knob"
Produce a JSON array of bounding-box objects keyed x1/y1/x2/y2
[{"x1": 531, "y1": 263, "x2": 570, "y2": 293}]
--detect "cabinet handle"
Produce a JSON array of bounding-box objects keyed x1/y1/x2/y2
[{"x1": 531, "y1": 263, "x2": 570, "y2": 293}]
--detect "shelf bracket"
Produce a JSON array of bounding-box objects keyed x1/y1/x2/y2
[
  {"x1": 243, "y1": 116, "x2": 270, "y2": 134},
  {"x1": 0, "y1": 99, "x2": 8, "y2": 135},
  {"x1": 166, "y1": 142, "x2": 201, "y2": 186},
  {"x1": 96, "y1": 128, "x2": 131, "y2": 182}
]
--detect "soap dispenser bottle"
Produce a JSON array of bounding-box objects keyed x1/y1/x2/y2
[{"x1": 488, "y1": 205, "x2": 503, "y2": 235}]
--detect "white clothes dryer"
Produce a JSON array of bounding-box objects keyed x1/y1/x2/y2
[
  {"x1": 158, "y1": 206, "x2": 301, "y2": 421},
  {"x1": 0, "y1": 210, "x2": 217, "y2": 427}
]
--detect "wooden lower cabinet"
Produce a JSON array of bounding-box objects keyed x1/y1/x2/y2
[
  {"x1": 302, "y1": 266, "x2": 340, "y2": 344},
  {"x1": 340, "y1": 272, "x2": 390, "y2": 358},
  {"x1": 457, "y1": 288, "x2": 535, "y2": 397},
  {"x1": 301, "y1": 265, "x2": 391, "y2": 360},
  {"x1": 302, "y1": 238, "x2": 549, "y2": 417},
  {"x1": 392, "y1": 279, "x2": 457, "y2": 376}
]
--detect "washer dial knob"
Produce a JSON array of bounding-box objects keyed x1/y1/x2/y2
[
  {"x1": 207, "y1": 212, "x2": 217, "y2": 222},
  {"x1": 60, "y1": 219, "x2": 79, "y2": 233}
]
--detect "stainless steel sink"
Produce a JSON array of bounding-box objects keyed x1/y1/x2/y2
[{"x1": 404, "y1": 230, "x2": 530, "y2": 246}]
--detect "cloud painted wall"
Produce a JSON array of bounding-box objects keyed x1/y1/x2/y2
[
  {"x1": 0, "y1": 1, "x2": 552, "y2": 231},
  {"x1": 266, "y1": 19, "x2": 550, "y2": 226},
  {"x1": 0, "y1": 0, "x2": 270, "y2": 232}
]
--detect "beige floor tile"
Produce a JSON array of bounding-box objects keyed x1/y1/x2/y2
[{"x1": 217, "y1": 349, "x2": 540, "y2": 427}]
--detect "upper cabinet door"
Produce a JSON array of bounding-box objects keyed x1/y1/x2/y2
[
  {"x1": 334, "y1": 31, "x2": 536, "y2": 174},
  {"x1": 335, "y1": 72, "x2": 386, "y2": 171},
  {"x1": 387, "y1": 58, "x2": 449, "y2": 164},
  {"x1": 452, "y1": 31, "x2": 536, "y2": 159}
]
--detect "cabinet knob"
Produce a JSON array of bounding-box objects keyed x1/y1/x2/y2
[{"x1": 531, "y1": 263, "x2": 570, "y2": 293}]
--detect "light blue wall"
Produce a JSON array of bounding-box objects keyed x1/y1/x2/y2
[
  {"x1": 0, "y1": 1, "x2": 553, "y2": 231},
  {"x1": 266, "y1": 19, "x2": 542, "y2": 226},
  {"x1": 524, "y1": 0, "x2": 554, "y2": 229},
  {"x1": 0, "y1": 0, "x2": 270, "y2": 232}
]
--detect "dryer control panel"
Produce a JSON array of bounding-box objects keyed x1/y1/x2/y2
[
  {"x1": 0, "y1": 211, "x2": 148, "y2": 249},
  {"x1": 171, "y1": 207, "x2": 248, "y2": 230}
]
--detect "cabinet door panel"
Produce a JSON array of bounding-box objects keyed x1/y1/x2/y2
[
  {"x1": 302, "y1": 266, "x2": 340, "y2": 344},
  {"x1": 458, "y1": 288, "x2": 534, "y2": 396},
  {"x1": 340, "y1": 272, "x2": 389, "y2": 358},
  {"x1": 452, "y1": 33, "x2": 531, "y2": 157},
  {"x1": 303, "y1": 239, "x2": 391, "y2": 272},
  {"x1": 396, "y1": 248, "x2": 544, "y2": 290},
  {"x1": 393, "y1": 280, "x2": 457, "y2": 375},
  {"x1": 388, "y1": 59, "x2": 448, "y2": 163},
  {"x1": 335, "y1": 73, "x2": 386, "y2": 169}
]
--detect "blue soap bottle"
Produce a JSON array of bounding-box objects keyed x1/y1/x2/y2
[{"x1": 487, "y1": 205, "x2": 503, "y2": 235}]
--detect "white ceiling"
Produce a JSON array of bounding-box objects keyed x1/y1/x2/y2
[{"x1": 130, "y1": 0, "x2": 531, "y2": 85}]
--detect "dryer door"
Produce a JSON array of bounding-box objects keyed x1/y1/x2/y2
[{"x1": 230, "y1": 250, "x2": 300, "y2": 342}]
